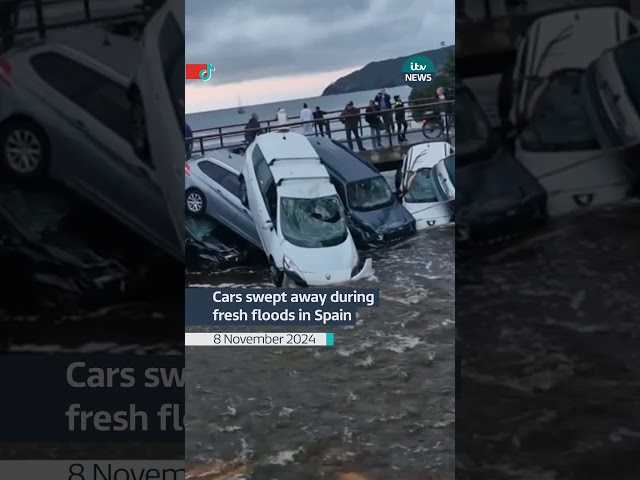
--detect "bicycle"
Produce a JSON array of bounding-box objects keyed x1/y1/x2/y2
[{"x1": 421, "y1": 113, "x2": 454, "y2": 139}]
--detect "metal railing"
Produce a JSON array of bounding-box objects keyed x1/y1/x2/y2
[
  {"x1": 1, "y1": 0, "x2": 155, "y2": 50},
  {"x1": 186, "y1": 98, "x2": 455, "y2": 157}
]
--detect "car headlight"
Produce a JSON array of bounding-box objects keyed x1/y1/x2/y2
[{"x1": 283, "y1": 255, "x2": 306, "y2": 285}]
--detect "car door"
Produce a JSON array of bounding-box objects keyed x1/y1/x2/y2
[
  {"x1": 29, "y1": 51, "x2": 179, "y2": 258},
  {"x1": 194, "y1": 160, "x2": 233, "y2": 217},
  {"x1": 195, "y1": 160, "x2": 260, "y2": 245},
  {"x1": 216, "y1": 166, "x2": 261, "y2": 243}
]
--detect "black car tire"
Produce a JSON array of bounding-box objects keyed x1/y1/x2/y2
[
  {"x1": 0, "y1": 119, "x2": 50, "y2": 179},
  {"x1": 185, "y1": 188, "x2": 206, "y2": 217},
  {"x1": 129, "y1": 88, "x2": 151, "y2": 161},
  {"x1": 239, "y1": 176, "x2": 249, "y2": 208},
  {"x1": 268, "y1": 258, "x2": 284, "y2": 287}
]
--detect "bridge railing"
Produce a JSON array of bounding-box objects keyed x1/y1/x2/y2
[
  {"x1": 186, "y1": 98, "x2": 455, "y2": 156},
  {"x1": 1, "y1": 0, "x2": 155, "y2": 50}
]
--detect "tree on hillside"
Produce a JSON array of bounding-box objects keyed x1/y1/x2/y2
[{"x1": 408, "y1": 48, "x2": 455, "y2": 121}]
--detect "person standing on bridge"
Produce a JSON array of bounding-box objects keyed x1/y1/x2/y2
[
  {"x1": 393, "y1": 95, "x2": 408, "y2": 142},
  {"x1": 244, "y1": 113, "x2": 263, "y2": 145},
  {"x1": 339, "y1": 101, "x2": 365, "y2": 152},
  {"x1": 365, "y1": 100, "x2": 383, "y2": 148},
  {"x1": 300, "y1": 103, "x2": 314, "y2": 136},
  {"x1": 375, "y1": 88, "x2": 394, "y2": 135},
  {"x1": 313, "y1": 107, "x2": 328, "y2": 137},
  {"x1": 434, "y1": 86, "x2": 450, "y2": 133}
]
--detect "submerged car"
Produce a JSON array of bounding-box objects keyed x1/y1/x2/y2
[
  {"x1": 455, "y1": 82, "x2": 547, "y2": 244},
  {"x1": 501, "y1": 7, "x2": 635, "y2": 215},
  {"x1": 185, "y1": 216, "x2": 250, "y2": 270},
  {"x1": 240, "y1": 132, "x2": 372, "y2": 287},
  {"x1": 396, "y1": 141, "x2": 455, "y2": 230},
  {"x1": 501, "y1": 6, "x2": 636, "y2": 127},
  {"x1": 582, "y1": 34, "x2": 640, "y2": 174},
  {"x1": 309, "y1": 137, "x2": 416, "y2": 248},
  {"x1": 0, "y1": 183, "x2": 129, "y2": 310}
]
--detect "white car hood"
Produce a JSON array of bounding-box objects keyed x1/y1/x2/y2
[{"x1": 283, "y1": 239, "x2": 357, "y2": 274}]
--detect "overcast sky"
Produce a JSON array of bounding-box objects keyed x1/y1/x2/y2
[{"x1": 185, "y1": 0, "x2": 455, "y2": 113}]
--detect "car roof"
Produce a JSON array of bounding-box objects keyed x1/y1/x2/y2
[
  {"x1": 405, "y1": 142, "x2": 454, "y2": 170},
  {"x1": 199, "y1": 151, "x2": 244, "y2": 174},
  {"x1": 8, "y1": 27, "x2": 138, "y2": 79},
  {"x1": 270, "y1": 159, "x2": 330, "y2": 185},
  {"x1": 254, "y1": 132, "x2": 320, "y2": 164},
  {"x1": 524, "y1": 7, "x2": 632, "y2": 74},
  {"x1": 308, "y1": 137, "x2": 379, "y2": 183}
]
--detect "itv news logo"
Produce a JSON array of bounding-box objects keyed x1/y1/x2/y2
[
  {"x1": 401, "y1": 55, "x2": 435, "y2": 83},
  {"x1": 185, "y1": 63, "x2": 215, "y2": 81}
]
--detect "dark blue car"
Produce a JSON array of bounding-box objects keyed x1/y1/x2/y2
[{"x1": 309, "y1": 137, "x2": 416, "y2": 248}]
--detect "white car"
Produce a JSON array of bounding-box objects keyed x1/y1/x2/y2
[
  {"x1": 128, "y1": 0, "x2": 185, "y2": 248},
  {"x1": 582, "y1": 34, "x2": 640, "y2": 151},
  {"x1": 506, "y1": 7, "x2": 636, "y2": 216},
  {"x1": 431, "y1": 153, "x2": 455, "y2": 211},
  {"x1": 240, "y1": 132, "x2": 372, "y2": 287},
  {"x1": 0, "y1": 33, "x2": 181, "y2": 260},
  {"x1": 396, "y1": 141, "x2": 455, "y2": 230}
]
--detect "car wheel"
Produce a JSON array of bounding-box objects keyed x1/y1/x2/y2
[
  {"x1": 0, "y1": 119, "x2": 49, "y2": 179},
  {"x1": 130, "y1": 89, "x2": 150, "y2": 161},
  {"x1": 268, "y1": 258, "x2": 284, "y2": 287},
  {"x1": 239, "y1": 176, "x2": 249, "y2": 208},
  {"x1": 185, "y1": 188, "x2": 206, "y2": 217}
]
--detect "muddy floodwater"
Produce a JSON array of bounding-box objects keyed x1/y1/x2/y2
[
  {"x1": 457, "y1": 200, "x2": 640, "y2": 479},
  {"x1": 185, "y1": 224, "x2": 455, "y2": 479}
]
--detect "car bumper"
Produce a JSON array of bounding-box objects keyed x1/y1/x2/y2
[
  {"x1": 285, "y1": 258, "x2": 374, "y2": 287},
  {"x1": 415, "y1": 215, "x2": 452, "y2": 231},
  {"x1": 457, "y1": 200, "x2": 547, "y2": 243}
]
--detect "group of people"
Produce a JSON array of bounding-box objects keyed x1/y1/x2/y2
[
  {"x1": 338, "y1": 88, "x2": 409, "y2": 151},
  {"x1": 234, "y1": 86, "x2": 450, "y2": 152}
]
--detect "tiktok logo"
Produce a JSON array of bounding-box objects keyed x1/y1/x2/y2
[
  {"x1": 199, "y1": 63, "x2": 216, "y2": 81},
  {"x1": 186, "y1": 63, "x2": 216, "y2": 80}
]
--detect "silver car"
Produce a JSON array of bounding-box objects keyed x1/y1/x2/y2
[
  {"x1": 184, "y1": 154, "x2": 261, "y2": 248},
  {"x1": 0, "y1": 30, "x2": 181, "y2": 260}
]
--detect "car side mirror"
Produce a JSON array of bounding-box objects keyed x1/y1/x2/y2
[{"x1": 262, "y1": 220, "x2": 274, "y2": 231}]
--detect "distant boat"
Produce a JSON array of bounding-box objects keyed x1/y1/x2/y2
[{"x1": 237, "y1": 97, "x2": 246, "y2": 114}]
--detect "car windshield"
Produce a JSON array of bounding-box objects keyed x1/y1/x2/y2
[
  {"x1": 404, "y1": 169, "x2": 438, "y2": 203},
  {"x1": 614, "y1": 36, "x2": 640, "y2": 116},
  {"x1": 520, "y1": 70, "x2": 599, "y2": 152},
  {"x1": 347, "y1": 177, "x2": 394, "y2": 211},
  {"x1": 0, "y1": 186, "x2": 69, "y2": 240},
  {"x1": 444, "y1": 155, "x2": 455, "y2": 186},
  {"x1": 280, "y1": 195, "x2": 348, "y2": 248},
  {"x1": 186, "y1": 216, "x2": 217, "y2": 242},
  {"x1": 454, "y1": 88, "x2": 493, "y2": 158}
]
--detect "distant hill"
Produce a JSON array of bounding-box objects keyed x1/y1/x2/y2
[{"x1": 321, "y1": 45, "x2": 454, "y2": 96}]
